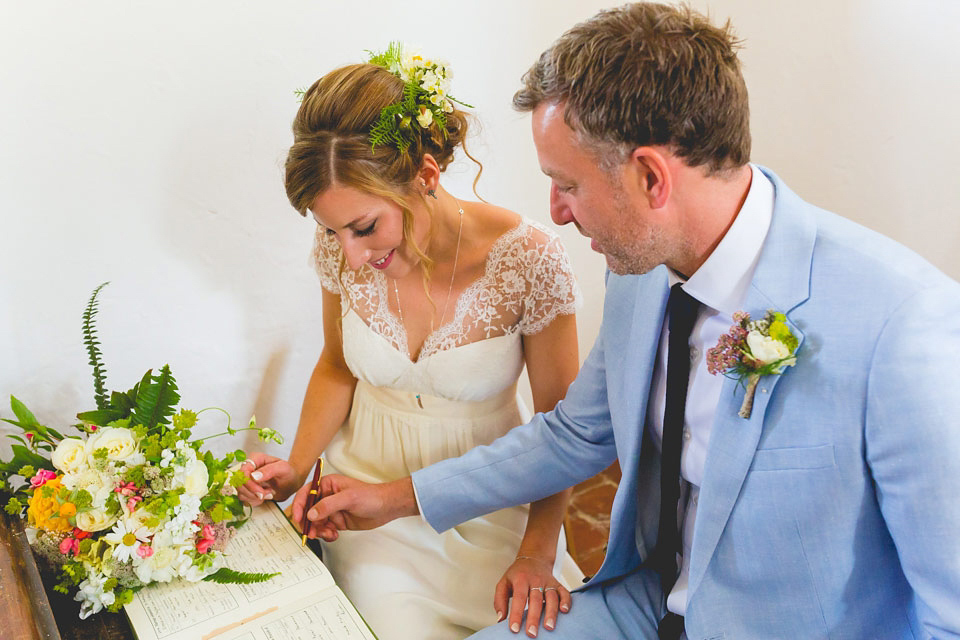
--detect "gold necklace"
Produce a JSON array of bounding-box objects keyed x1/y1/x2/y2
[{"x1": 393, "y1": 198, "x2": 465, "y2": 407}]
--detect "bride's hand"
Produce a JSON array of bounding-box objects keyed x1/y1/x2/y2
[
  {"x1": 237, "y1": 453, "x2": 302, "y2": 505},
  {"x1": 494, "y1": 555, "x2": 571, "y2": 637}
]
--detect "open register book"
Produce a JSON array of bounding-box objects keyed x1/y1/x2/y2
[{"x1": 123, "y1": 501, "x2": 377, "y2": 640}]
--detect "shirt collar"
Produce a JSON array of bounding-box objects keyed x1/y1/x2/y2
[{"x1": 671, "y1": 164, "x2": 774, "y2": 314}]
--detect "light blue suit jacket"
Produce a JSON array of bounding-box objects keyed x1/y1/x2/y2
[{"x1": 414, "y1": 169, "x2": 960, "y2": 639}]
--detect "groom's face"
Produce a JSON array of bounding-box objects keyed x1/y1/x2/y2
[{"x1": 531, "y1": 103, "x2": 667, "y2": 275}]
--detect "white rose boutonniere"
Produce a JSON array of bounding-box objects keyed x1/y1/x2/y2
[{"x1": 707, "y1": 310, "x2": 800, "y2": 418}]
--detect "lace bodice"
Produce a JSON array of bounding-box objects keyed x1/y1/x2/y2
[{"x1": 312, "y1": 219, "x2": 581, "y2": 400}]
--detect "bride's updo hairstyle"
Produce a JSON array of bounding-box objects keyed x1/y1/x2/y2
[{"x1": 285, "y1": 63, "x2": 476, "y2": 275}]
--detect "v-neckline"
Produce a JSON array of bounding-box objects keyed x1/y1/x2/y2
[{"x1": 381, "y1": 219, "x2": 526, "y2": 364}]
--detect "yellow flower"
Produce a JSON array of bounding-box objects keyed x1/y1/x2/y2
[{"x1": 27, "y1": 476, "x2": 73, "y2": 532}]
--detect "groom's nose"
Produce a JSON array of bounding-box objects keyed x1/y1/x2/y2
[{"x1": 549, "y1": 183, "x2": 575, "y2": 227}]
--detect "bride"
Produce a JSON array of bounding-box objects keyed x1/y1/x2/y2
[{"x1": 240, "y1": 45, "x2": 583, "y2": 639}]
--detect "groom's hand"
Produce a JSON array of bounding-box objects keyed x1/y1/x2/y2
[{"x1": 300, "y1": 474, "x2": 419, "y2": 541}]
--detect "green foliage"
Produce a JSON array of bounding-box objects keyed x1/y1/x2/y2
[
  {"x1": 769, "y1": 316, "x2": 799, "y2": 352},
  {"x1": 132, "y1": 366, "x2": 181, "y2": 431},
  {"x1": 82, "y1": 282, "x2": 111, "y2": 410},
  {"x1": 4, "y1": 496, "x2": 24, "y2": 515},
  {"x1": 108, "y1": 588, "x2": 134, "y2": 611},
  {"x1": 2, "y1": 395, "x2": 62, "y2": 453},
  {"x1": 229, "y1": 469, "x2": 248, "y2": 488},
  {"x1": 172, "y1": 409, "x2": 197, "y2": 430},
  {"x1": 369, "y1": 95, "x2": 418, "y2": 152},
  {"x1": 0, "y1": 441, "x2": 52, "y2": 495},
  {"x1": 366, "y1": 41, "x2": 403, "y2": 69},
  {"x1": 72, "y1": 489, "x2": 93, "y2": 510},
  {"x1": 203, "y1": 567, "x2": 280, "y2": 585}
]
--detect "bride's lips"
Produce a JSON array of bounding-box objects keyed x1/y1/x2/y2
[{"x1": 371, "y1": 249, "x2": 395, "y2": 270}]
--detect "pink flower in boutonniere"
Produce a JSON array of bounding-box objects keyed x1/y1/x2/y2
[{"x1": 707, "y1": 310, "x2": 799, "y2": 418}]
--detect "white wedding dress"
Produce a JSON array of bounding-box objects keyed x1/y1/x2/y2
[{"x1": 313, "y1": 218, "x2": 584, "y2": 640}]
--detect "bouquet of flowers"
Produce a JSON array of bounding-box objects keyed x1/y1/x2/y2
[{"x1": 0, "y1": 283, "x2": 283, "y2": 618}]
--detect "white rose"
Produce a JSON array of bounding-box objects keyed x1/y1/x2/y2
[
  {"x1": 86, "y1": 427, "x2": 139, "y2": 464},
  {"x1": 746, "y1": 331, "x2": 792, "y2": 365},
  {"x1": 180, "y1": 458, "x2": 209, "y2": 497},
  {"x1": 52, "y1": 438, "x2": 88, "y2": 473},
  {"x1": 75, "y1": 508, "x2": 118, "y2": 532},
  {"x1": 135, "y1": 532, "x2": 181, "y2": 583}
]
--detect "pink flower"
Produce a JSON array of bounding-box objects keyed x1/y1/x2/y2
[
  {"x1": 137, "y1": 545, "x2": 154, "y2": 559},
  {"x1": 30, "y1": 469, "x2": 57, "y2": 488},
  {"x1": 115, "y1": 482, "x2": 138, "y2": 496},
  {"x1": 195, "y1": 523, "x2": 217, "y2": 554},
  {"x1": 26, "y1": 433, "x2": 34, "y2": 441},
  {"x1": 59, "y1": 537, "x2": 79, "y2": 555},
  {"x1": 126, "y1": 496, "x2": 143, "y2": 512}
]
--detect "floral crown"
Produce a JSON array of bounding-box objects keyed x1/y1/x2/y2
[{"x1": 365, "y1": 41, "x2": 472, "y2": 153}]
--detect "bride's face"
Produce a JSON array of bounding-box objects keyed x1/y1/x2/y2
[{"x1": 310, "y1": 185, "x2": 426, "y2": 277}]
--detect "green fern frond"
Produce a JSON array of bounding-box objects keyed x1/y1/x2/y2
[
  {"x1": 132, "y1": 365, "x2": 180, "y2": 431},
  {"x1": 202, "y1": 567, "x2": 279, "y2": 585},
  {"x1": 366, "y1": 41, "x2": 404, "y2": 70},
  {"x1": 82, "y1": 282, "x2": 110, "y2": 409}
]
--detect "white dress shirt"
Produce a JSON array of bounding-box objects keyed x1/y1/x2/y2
[{"x1": 646, "y1": 164, "x2": 774, "y2": 617}]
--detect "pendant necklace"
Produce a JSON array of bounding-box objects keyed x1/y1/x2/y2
[{"x1": 393, "y1": 198, "x2": 465, "y2": 408}]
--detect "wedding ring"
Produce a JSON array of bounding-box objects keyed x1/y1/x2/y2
[
  {"x1": 544, "y1": 586, "x2": 558, "y2": 592},
  {"x1": 530, "y1": 586, "x2": 544, "y2": 595}
]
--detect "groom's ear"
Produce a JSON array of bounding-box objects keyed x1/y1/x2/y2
[{"x1": 624, "y1": 146, "x2": 672, "y2": 210}]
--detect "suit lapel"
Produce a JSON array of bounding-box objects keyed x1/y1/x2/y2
[{"x1": 686, "y1": 168, "x2": 815, "y2": 597}]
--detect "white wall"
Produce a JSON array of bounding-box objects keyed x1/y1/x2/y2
[{"x1": 2, "y1": 1, "x2": 958, "y2": 458}]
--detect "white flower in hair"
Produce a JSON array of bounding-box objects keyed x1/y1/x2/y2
[
  {"x1": 420, "y1": 69, "x2": 440, "y2": 93},
  {"x1": 416, "y1": 105, "x2": 434, "y2": 128}
]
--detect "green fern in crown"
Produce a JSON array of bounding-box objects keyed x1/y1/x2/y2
[{"x1": 366, "y1": 41, "x2": 404, "y2": 70}]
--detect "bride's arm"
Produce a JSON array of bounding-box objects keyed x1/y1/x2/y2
[
  {"x1": 239, "y1": 289, "x2": 357, "y2": 506},
  {"x1": 495, "y1": 312, "x2": 579, "y2": 636}
]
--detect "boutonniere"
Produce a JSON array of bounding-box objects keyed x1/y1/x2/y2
[{"x1": 707, "y1": 310, "x2": 799, "y2": 418}]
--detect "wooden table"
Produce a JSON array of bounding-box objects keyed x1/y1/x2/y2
[{"x1": 0, "y1": 511, "x2": 134, "y2": 640}]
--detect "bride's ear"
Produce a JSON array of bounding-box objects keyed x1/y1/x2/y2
[{"x1": 416, "y1": 154, "x2": 442, "y2": 196}]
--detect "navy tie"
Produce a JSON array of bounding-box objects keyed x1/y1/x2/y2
[{"x1": 653, "y1": 283, "x2": 700, "y2": 640}]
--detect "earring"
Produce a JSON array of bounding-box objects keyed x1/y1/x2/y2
[{"x1": 427, "y1": 189, "x2": 437, "y2": 199}]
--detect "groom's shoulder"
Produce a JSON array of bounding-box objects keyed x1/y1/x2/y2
[
  {"x1": 810, "y1": 205, "x2": 957, "y2": 300},
  {"x1": 768, "y1": 169, "x2": 958, "y2": 302}
]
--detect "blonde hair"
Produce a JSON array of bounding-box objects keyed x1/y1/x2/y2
[{"x1": 285, "y1": 63, "x2": 480, "y2": 303}]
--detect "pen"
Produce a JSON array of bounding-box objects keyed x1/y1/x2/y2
[{"x1": 300, "y1": 457, "x2": 323, "y2": 546}]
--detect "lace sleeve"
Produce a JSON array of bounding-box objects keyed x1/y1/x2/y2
[
  {"x1": 519, "y1": 221, "x2": 582, "y2": 335},
  {"x1": 311, "y1": 227, "x2": 342, "y2": 294}
]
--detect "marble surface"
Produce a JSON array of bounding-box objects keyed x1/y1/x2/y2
[{"x1": 565, "y1": 462, "x2": 621, "y2": 577}]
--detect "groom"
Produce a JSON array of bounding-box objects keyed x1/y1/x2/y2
[{"x1": 306, "y1": 3, "x2": 960, "y2": 638}]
